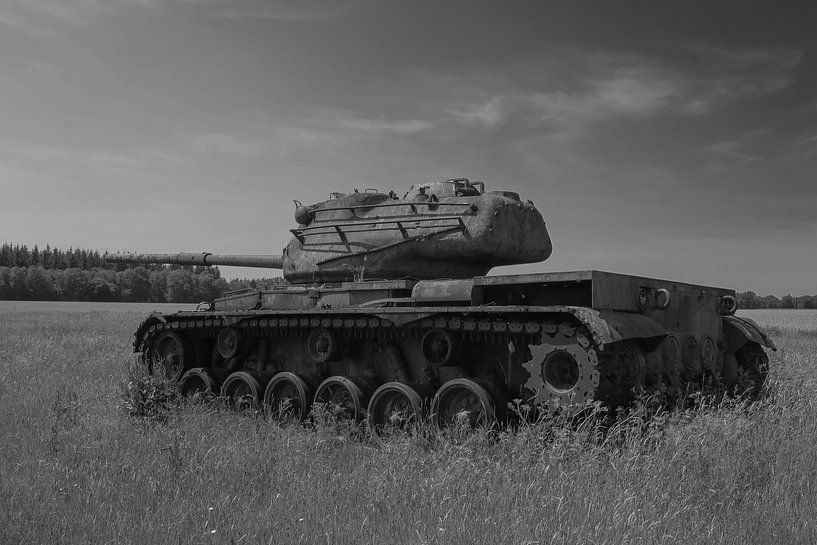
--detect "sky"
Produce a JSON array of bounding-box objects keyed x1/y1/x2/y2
[{"x1": 0, "y1": 0, "x2": 815, "y2": 295}]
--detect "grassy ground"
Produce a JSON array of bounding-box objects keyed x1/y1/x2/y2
[{"x1": 0, "y1": 303, "x2": 815, "y2": 544}]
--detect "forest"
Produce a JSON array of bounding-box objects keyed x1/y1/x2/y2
[{"x1": 0, "y1": 243, "x2": 281, "y2": 302}]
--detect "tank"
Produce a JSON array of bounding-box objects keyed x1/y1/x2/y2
[{"x1": 107, "y1": 178, "x2": 775, "y2": 431}]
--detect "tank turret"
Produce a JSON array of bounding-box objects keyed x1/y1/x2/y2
[{"x1": 106, "y1": 178, "x2": 552, "y2": 284}]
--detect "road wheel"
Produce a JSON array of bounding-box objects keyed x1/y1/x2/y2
[
  {"x1": 431, "y1": 378, "x2": 498, "y2": 429},
  {"x1": 147, "y1": 331, "x2": 191, "y2": 381}
]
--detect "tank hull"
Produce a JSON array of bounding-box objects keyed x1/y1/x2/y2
[{"x1": 134, "y1": 270, "x2": 774, "y2": 428}]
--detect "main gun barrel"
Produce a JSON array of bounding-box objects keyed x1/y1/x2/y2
[{"x1": 105, "y1": 252, "x2": 283, "y2": 269}]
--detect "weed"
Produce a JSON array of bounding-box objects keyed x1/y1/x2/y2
[
  {"x1": 310, "y1": 401, "x2": 366, "y2": 440},
  {"x1": 121, "y1": 358, "x2": 179, "y2": 423}
]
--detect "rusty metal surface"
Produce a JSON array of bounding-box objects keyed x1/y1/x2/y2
[
  {"x1": 476, "y1": 271, "x2": 595, "y2": 286},
  {"x1": 523, "y1": 326, "x2": 600, "y2": 405},
  {"x1": 562, "y1": 307, "x2": 667, "y2": 350},
  {"x1": 104, "y1": 179, "x2": 552, "y2": 285},
  {"x1": 475, "y1": 270, "x2": 733, "y2": 306},
  {"x1": 131, "y1": 289, "x2": 773, "y2": 401},
  {"x1": 116, "y1": 177, "x2": 778, "y2": 422},
  {"x1": 723, "y1": 315, "x2": 777, "y2": 351},
  {"x1": 474, "y1": 271, "x2": 728, "y2": 353},
  {"x1": 282, "y1": 180, "x2": 552, "y2": 283},
  {"x1": 113, "y1": 178, "x2": 776, "y2": 413},
  {"x1": 105, "y1": 252, "x2": 283, "y2": 269},
  {"x1": 215, "y1": 291, "x2": 262, "y2": 311},
  {"x1": 156, "y1": 303, "x2": 670, "y2": 342},
  {"x1": 411, "y1": 280, "x2": 474, "y2": 303}
]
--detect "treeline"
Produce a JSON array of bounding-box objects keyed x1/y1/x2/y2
[
  {"x1": 2, "y1": 243, "x2": 814, "y2": 307},
  {"x1": 736, "y1": 291, "x2": 817, "y2": 310},
  {"x1": 0, "y1": 243, "x2": 282, "y2": 303},
  {"x1": 0, "y1": 243, "x2": 115, "y2": 270}
]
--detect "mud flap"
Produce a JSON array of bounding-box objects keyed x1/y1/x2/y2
[{"x1": 722, "y1": 315, "x2": 777, "y2": 352}]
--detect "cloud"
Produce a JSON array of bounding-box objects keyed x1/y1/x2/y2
[
  {"x1": 188, "y1": 132, "x2": 272, "y2": 157},
  {"x1": 0, "y1": 142, "x2": 134, "y2": 167},
  {"x1": 0, "y1": 0, "x2": 121, "y2": 42},
  {"x1": 0, "y1": 0, "x2": 97, "y2": 37},
  {"x1": 704, "y1": 140, "x2": 763, "y2": 173},
  {"x1": 184, "y1": 112, "x2": 433, "y2": 160},
  {"x1": 792, "y1": 133, "x2": 817, "y2": 149},
  {"x1": 680, "y1": 46, "x2": 802, "y2": 114},
  {"x1": 210, "y1": 4, "x2": 353, "y2": 21},
  {"x1": 161, "y1": 0, "x2": 364, "y2": 20},
  {"x1": 336, "y1": 116, "x2": 433, "y2": 134},
  {"x1": 442, "y1": 65, "x2": 680, "y2": 138},
  {"x1": 529, "y1": 69, "x2": 677, "y2": 130},
  {"x1": 0, "y1": 140, "x2": 204, "y2": 181},
  {"x1": 787, "y1": 132, "x2": 817, "y2": 161},
  {"x1": 15, "y1": 0, "x2": 89, "y2": 26},
  {"x1": 590, "y1": 68, "x2": 678, "y2": 114},
  {"x1": 0, "y1": 10, "x2": 54, "y2": 39},
  {"x1": 5, "y1": 0, "x2": 357, "y2": 22},
  {"x1": 701, "y1": 129, "x2": 774, "y2": 173},
  {"x1": 448, "y1": 96, "x2": 507, "y2": 127},
  {"x1": 274, "y1": 127, "x2": 345, "y2": 148},
  {"x1": 438, "y1": 46, "x2": 802, "y2": 139}
]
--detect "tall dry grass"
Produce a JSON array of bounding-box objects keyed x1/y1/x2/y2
[{"x1": 1, "y1": 303, "x2": 815, "y2": 544}]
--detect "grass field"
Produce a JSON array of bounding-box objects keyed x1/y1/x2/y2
[{"x1": 1, "y1": 302, "x2": 815, "y2": 544}]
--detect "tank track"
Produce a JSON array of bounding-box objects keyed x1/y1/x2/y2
[
  {"x1": 138, "y1": 313, "x2": 555, "y2": 348},
  {"x1": 135, "y1": 311, "x2": 725, "y2": 427}
]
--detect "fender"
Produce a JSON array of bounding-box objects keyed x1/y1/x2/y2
[
  {"x1": 722, "y1": 315, "x2": 777, "y2": 352},
  {"x1": 376, "y1": 305, "x2": 669, "y2": 346},
  {"x1": 564, "y1": 306, "x2": 667, "y2": 350},
  {"x1": 134, "y1": 311, "x2": 262, "y2": 352}
]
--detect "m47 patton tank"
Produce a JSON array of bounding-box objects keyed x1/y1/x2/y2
[{"x1": 107, "y1": 178, "x2": 775, "y2": 431}]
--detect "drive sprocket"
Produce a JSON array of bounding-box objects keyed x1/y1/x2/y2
[{"x1": 522, "y1": 322, "x2": 600, "y2": 406}]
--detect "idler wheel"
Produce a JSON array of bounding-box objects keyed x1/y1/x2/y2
[
  {"x1": 307, "y1": 328, "x2": 339, "y2": 363},
  {"x1": 221, "y1": 371, "x2": 265, "y2": 410},
  {"x1": 148, "y1": 331, "x2": 190, "y2": 381},
  {"x1": 313, "y1": 376, "x2": 370, "y2": 421},
  {"x1": 421, "y1": 328, "x2": 458, "y2": 366},
  {"x1": 264, "y1": 372, "x2": 315, "y2": 424},
  {"x1": 431, "y1": 378, "x2": 498, "y2": 428},
  {"x1": 367, "y1": 382, "x2": 431, "y2": 435},
  {"x1": 179, "y1": 368, "x2": 226, "y2": 397},
  {"x1": 217, "y1": 327, "x2": 243, "y2": 359}
]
